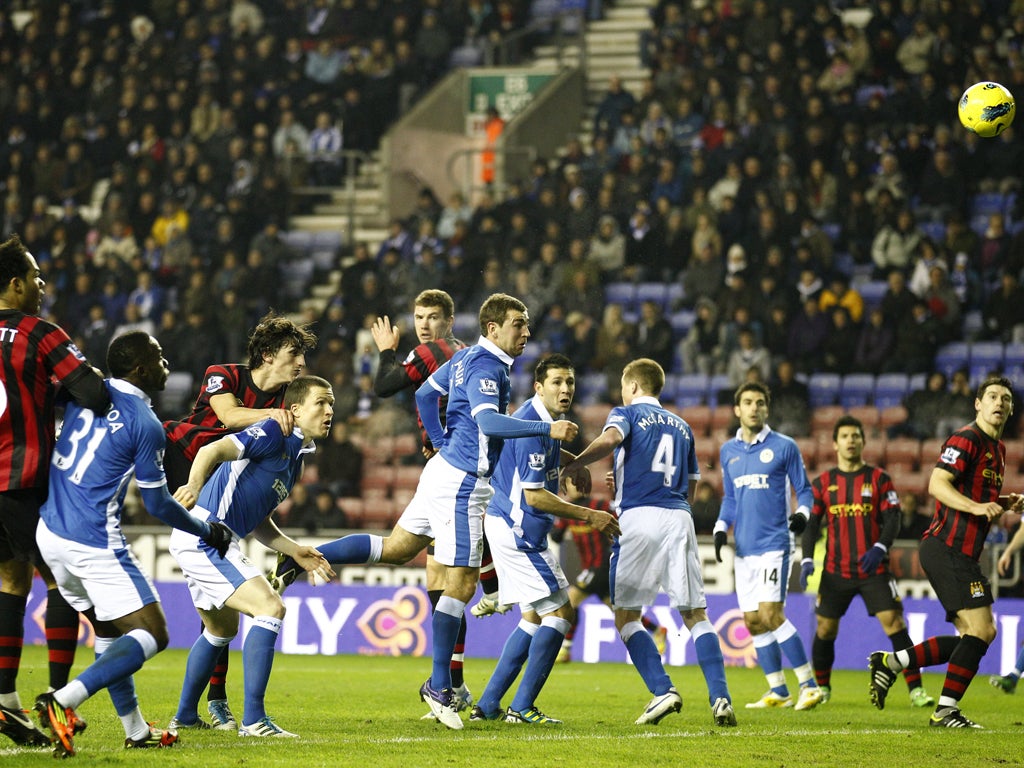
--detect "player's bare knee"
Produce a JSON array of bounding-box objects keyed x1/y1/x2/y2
[{"x1": 680, "y1": 608, "x2": 707, "y2": 628}]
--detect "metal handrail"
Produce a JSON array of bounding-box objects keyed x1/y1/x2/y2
[
  {"x1": 282, "y1": 148, "x2": 377, "y2": 225},
  {"x1": 445, "y1": 145, "x2": 537, "y2": 205}
]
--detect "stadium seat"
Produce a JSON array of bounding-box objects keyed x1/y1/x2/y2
[
  {"x1": 604, "y1": 282, "x2": 636, "y2": 309},
  {"x1": 392, "y1": 433, "x2": 420, "y2": 460},
  {"x1": 874, "y1": 373, "x2": 909, "y2": 409},
  {"x1": 710, "y1": 405, "x2": 736, "y2": 437},
  {"x1": 821, "y1": 222, "x2": 841, "y2": 243},
  {"x1": 669, "y1": 309, "x2": 695, "y2": 334},
  {"x1": 969, "y1": 213, "x2": 990, "y2": 236},
  {"x1": 666, "y1": 283, "x2": 685, "y2": 308},
  {"x1": 794, "y1": 437, "x2": 818, "y2": 472},
  {"x1": 392, "y1": 465, "x2": 421, "y2": 491},
  {"x1": 972, "y1": 192, "x2": 1007, "y2": 217},
  {"x1": 361, "y1": 465, "x2": 396, "y2": 498},
  {"x1": 846, "y1": 405, "x2": 880, "y2": 435},
  {"x1": 159, "y1": 371, "x2": 194, "y2": 418},
  {"x1": 933, "y1": 341, "x2": 971, "y2": 379},
  {"x1": 510, "y1": 371, "x2": 535, "y2": 402},
  {"x1": 281, "y1": 230, "x2": 314, "y2": 251},
  {"x1": 672, "y1": 373, "x2": 709, "y2": 407},
  {"x1": 576, "y1": 403, "x2": 611, "y2": 438},
  {"x1": 695, "y1": 438, "x2": 720, "y2": 473},
  {"x1": 857, "y1": 280, "x2": 888, "y2": 308},
  {"x1": 808, "y1": 373, "x2": 842, "y2": 407},
  {"x1": 1005, "y1": 343, "x2": 1024, "y2": 379},
  {"x1": 448, "y1": 45, "x2": 483, "y2": 68},
  {"x1": 918, "y1": 221, "x2": 946, "y2": 242},
  {"x1": 635, "y1": 282, "x2": 669, "y2": 309},
  {"x1": 361, "y1": 498, "x2": 397, "y2": 529},
  {"x1": 884, "y1": 438, "x2": 921, "y2": 472},
  {"x1": 1005, "y1": 440, "x2": 1024, "y2": 473},
  {"x1": 679, "y1": 404, "x2": 711, "y2": 437},
  {"x1": 970, "y1": 340, "x2": 1004, "y2": 374},
  {"x1": 283, "y1": 256, "x2": 315, "y2": 301},
  {"x1": 707, "y1": 373, "x2": 731, "y2": 406},
  {"x1": 453, "y1": 312, "x2": 477, "y2": 339},
  {"x1": 575, "y1": 372, "x2": 606, "y2": 406},
  {"x1": 840, "y1": 373, "x2": 875, "y2": 408},
  {"x1": 312, "y1": 230, "x2": 343, "y2": 251},
  {"x1": 879, "y1": 405, "x2": 909, "y2": 432},
  {"x1": 811, "y1": 405, "x2": 845, "y2": 434},
  {"x1": 336, "y1": 497, "x2": 364, "y2": 528},
  {"x1": 919, "y1": 439, "x2": 945, "y2": 469}
]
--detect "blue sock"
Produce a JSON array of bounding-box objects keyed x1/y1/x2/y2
[
  {"x1": 77, "y1": 635, "x2": 145, "y2": 698},
  {"x1": 623, "y1": 622, "x2": 672, "y2": 696},
  {"x1": 752, "y1": 632, "x2": 789, "y2": 696},
  {"x1": 316, "y1": 534, "x2": 376, "y2": 564},
  {"x1": 509, "y1": 620, "x2": 567, "y2": 713},
  {"x1": 175, "y1": 632, "x2": 228, "y2": 723},
  {"x1": 95, "y1": 639, "x2": 138, "y2": 716},
  {"x1": 242, "y1": 617, "x2": 282, "y2": 726},
  {"x1": 478, "y1": 624, "x2": 535, "y2": 714},
  {"x1": 430, "y1": 597, "x2": 465, "y2": 691},
  {"x1": 776, "y1": 619, "x2": 813, "y2": 673},
  {"x1": 691, "y1": 621, "x2": 730, "y2": 704}
]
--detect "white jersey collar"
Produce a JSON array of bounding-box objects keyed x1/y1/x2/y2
[
  {"x1": 529, "y1": 393, "x2": 554, "y2": 423},
  {"x1": 632, "y1": 395, "x2": 661, "y2": 407},
  {"x1": 109, "y1": 377, "x2": 151, "y2": 406},
  {"x1": 734, "y1": 424, "x2": 772, "y2": 445},
  {"x1": 477, "y1": 336, "x2": 514, "y2": 365}
]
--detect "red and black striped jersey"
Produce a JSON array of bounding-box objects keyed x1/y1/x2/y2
[
  {"x1": 0, "y1": 310, "x2": 97, "y2": 490},
  {"x1": 375, "y1": 337, "x2": 463, "y2": 448},
  {"x1": 163, "y1": 363, "x2": 287, "y2": 462},
  {"x1": 553, "y1": 499, "x2": 613, "y2": 571},
  {"x1": 925, "y1": 422, "x2": 1005, "y2": 561},
  {"x1": 810, "y1": 465, "x2": 901, "y2": 578}
]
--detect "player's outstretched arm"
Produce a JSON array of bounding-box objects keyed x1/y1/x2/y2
[
  {"x1": 253, "y1": 517, "x2": 335, "y2": 582},
  {"x1": 523, "y1": 488, "x2": 621, "y2": 539}
]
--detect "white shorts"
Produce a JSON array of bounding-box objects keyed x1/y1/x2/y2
[
  {"x1": 734, "y1": 550, "x2": 790, "y2": 613},
  {"x1": 485, "y1": 514, "x2": 569, "y2": 614},
  {"x1": 610, "y1": 506, "x2": 706, "y2": 612},
  {"x1": 36, "y1": 518, "x2": 159, "y2": 622},
  {"x1": 395, "y1": 454, "x2": 492, "y2": 568},
  {"x1": 169, "y1": 527, "x2": 260, "y2": 611}
]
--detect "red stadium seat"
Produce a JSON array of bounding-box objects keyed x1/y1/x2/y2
[{"x1": 884, "y1": 438, "x2": 921, "y2": 472}]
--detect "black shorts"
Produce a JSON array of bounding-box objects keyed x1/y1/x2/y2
[
  {"x1": 0, "y1": 488, "x2": 47, "y2": 565},
  {"x1": 815, "y1": 570, "x2": 902, "y2": 619},
  {"x1": 572, "y1": 566, "x2": 610, "y2": 600},
  {"x1": 919, "y1": 535, "x2": 993, "y2": 623}
]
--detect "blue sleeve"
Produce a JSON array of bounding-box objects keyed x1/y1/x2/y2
[
  {"x1": 717, "y1": 445, "x2": 736, "y2": 528},
  {"x1": 476, "y1": 409, "x2": 551, "y2": 438},
  {"x1": 139, "y1": 485, "x2": 211, "y2": 538},
  {"x1": 133, "y1": 414, "x2": 173, "y2": 488},
  {"x1": 786, "y1": 442, "x2": 814, "y2": 513},
  {"x1": 235, "y1": 419, "x2": 285, "y2": 459},
  {"x1": 416, "y1": 376, "x2": 446, "y2": 448}
]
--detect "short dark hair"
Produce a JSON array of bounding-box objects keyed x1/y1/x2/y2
[
  {"x1": 478, "y1": 293, "x2": 527, "y2": 334},
  {"x1": 247, "y1": 311, "x2": 317, "y2": 369},
  {"x1": 734, "y1": 381, "x2": 771, "y2": 407},
  {"x1": 833, "y1": 414, "x2": 864, "y2": 442},
  {"x1": 977, "y1": 374, "x2": 1014, "y2": 401},
  {"x1": 283, "y1": 374, "x2": 332, "y2": 408},
  {"x1": 534, "y1": 353, "x2": 574, "y2": 383},
  {"x1": 107, "y1": 331, "x2": 156, "y2": 377},
  {"x1": 0, "y1": 234, "x2": 32, "y2": 288},
  {"x1": 622, "y1": 358, "x2": 665, "y2": 396},
  {"x1": 414, "y1": 289, "x2": 454, "y2": 319}
]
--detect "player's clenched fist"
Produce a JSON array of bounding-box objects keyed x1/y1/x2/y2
[{"x1": 550, "y1": 421, "x2": 579, "y2": 441}]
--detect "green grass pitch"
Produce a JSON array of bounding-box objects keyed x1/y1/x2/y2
[{"x1": 5, "y1": 646, "x2": 1024, "y2": 766}]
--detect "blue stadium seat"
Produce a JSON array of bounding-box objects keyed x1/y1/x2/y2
[
  {"x1": 283, "y1": 256, "x2": 315, "y2": 300},
  {"x1": 839, "y1": 373, "x2": 875, "y2": 407},
  {"x1": 918, "y1": 221, "x2": 946, "y2": 243},
  {"x1": 808, "y1": 373, "x2": 842, "y2": 407},
  {"x1": 575, "y1": 372, "x2": 607, "y2": 406},
  {"x1": 510, "y1": 372, "x2": 535, "y2": 403},
  {"x1": 969, "y1": 340, "x2": 1004, "y2": 374},
  {"x1": 604, "y1": 282, "x2": 636, "y2": 309},
  {"x1": 635, "y1": 282, "x2": 669, "y2": 309},
  {"x1": 448, "y1": 45, "x2": 482, "y2": 68},
  {"x1": 821, "y1": 222, "x2": 841, "y2": 243},
  {"x1": 671, "y1": 373, "x2": 709, "y2": 407},
  {"x1": 858, "y1": 280, "x2": 888, "y2": 308},
  {"x1": 282, "y1": 230, "x2": 314, "y2": 251},
  {"x1": 707, "y1": 373, "x2": 731, "y2": 406},
  {"x1": 312, "y1": 230, "x2": 343, "y2": 251},
  {"x1": 1005, "y1": 343, "x2": 1024, "y2": 379},
  {"x1": 669, "y1": 309, "x2": 695, "y2": 334},
  {"x1": 970, "y1": 213, "x2": 990, "y2": 236},
  {"x1": 666, "y1": 283, "x2": 685, "y2": 308},
  {"x1": 453, "y1": 312, "x2": 477, "y2": 339},
  {"x1": 908, "y1": 372, "x2": 927, "y2": 392},
  {"x1": 972, "y1": 192, "x2": 1006, "y2": 217},
  {"x1": 933, "y1": 341, "x2": 971, "y2": 379},
  {"x1": 874, "y1": 373, "x2": 909, "y2": 409}
]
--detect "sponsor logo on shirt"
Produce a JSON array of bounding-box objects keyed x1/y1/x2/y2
[{"x1": 734, "y1": 473, "x2": 769, "y2": 489}]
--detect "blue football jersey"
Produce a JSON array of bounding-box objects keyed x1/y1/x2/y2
[
  {"x1": 487, "y1": 394, "x2": 561, "y2": 551},
  {"x1": 604, "y1": 396, "x2": 699, "y2": 513},
  {"x1": 428, "y1": 337, "x2": 513, "y2": 477},
  {"x1": 41, "y1": 379, "x2": 167, "y2": 549},
  {"x1": 717, "y1": 426, "x2": 813, "y2": 556},
  {"x1": 193, "y1": 419, "x2": 314, "y2": 537}
]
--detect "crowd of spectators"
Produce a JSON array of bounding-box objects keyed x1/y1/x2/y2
[{"x1": 8, "y1": 1, "x2": 1024, "y2": 527}]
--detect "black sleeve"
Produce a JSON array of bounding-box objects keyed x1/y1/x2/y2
[
  {"x1": 374, "y1": 349, "x2": 412, "y2": 397},
  {"x1": 801, "y1": 512, "x2": 822, "y2": 560},
  {"x1": 878, "y1": 501, "x2": 901, "y2": 550},
  {"x1": 62, "y1": 368, "x2": 111, "y2": 414}
]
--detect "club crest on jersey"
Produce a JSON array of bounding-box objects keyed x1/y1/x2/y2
[
  {"x1": 206, "y1": 375, "x2": 226, "y2": 393},
  {"x1": 861, "y1": 484, "x2": 873, "y2": 498},
  {"x1": 970, "y1": 581, "x2": 985, "y2": 599},
  {"x1": 940, "y1": 446, "x2": 960, "y2": 465},
  {"x1": 478, "y1": 378, "x2": 498, "y2": 396},
  {"x1": 759, "y1": 448, "x2": 774, "y2": 463},
  {"x1": 528, "y1": 452, "x2": 545, "y2": 470}
]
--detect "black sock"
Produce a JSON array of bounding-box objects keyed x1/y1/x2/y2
[{"x1": 45, "y1": 588, "x2": 79, "y2": 690}]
